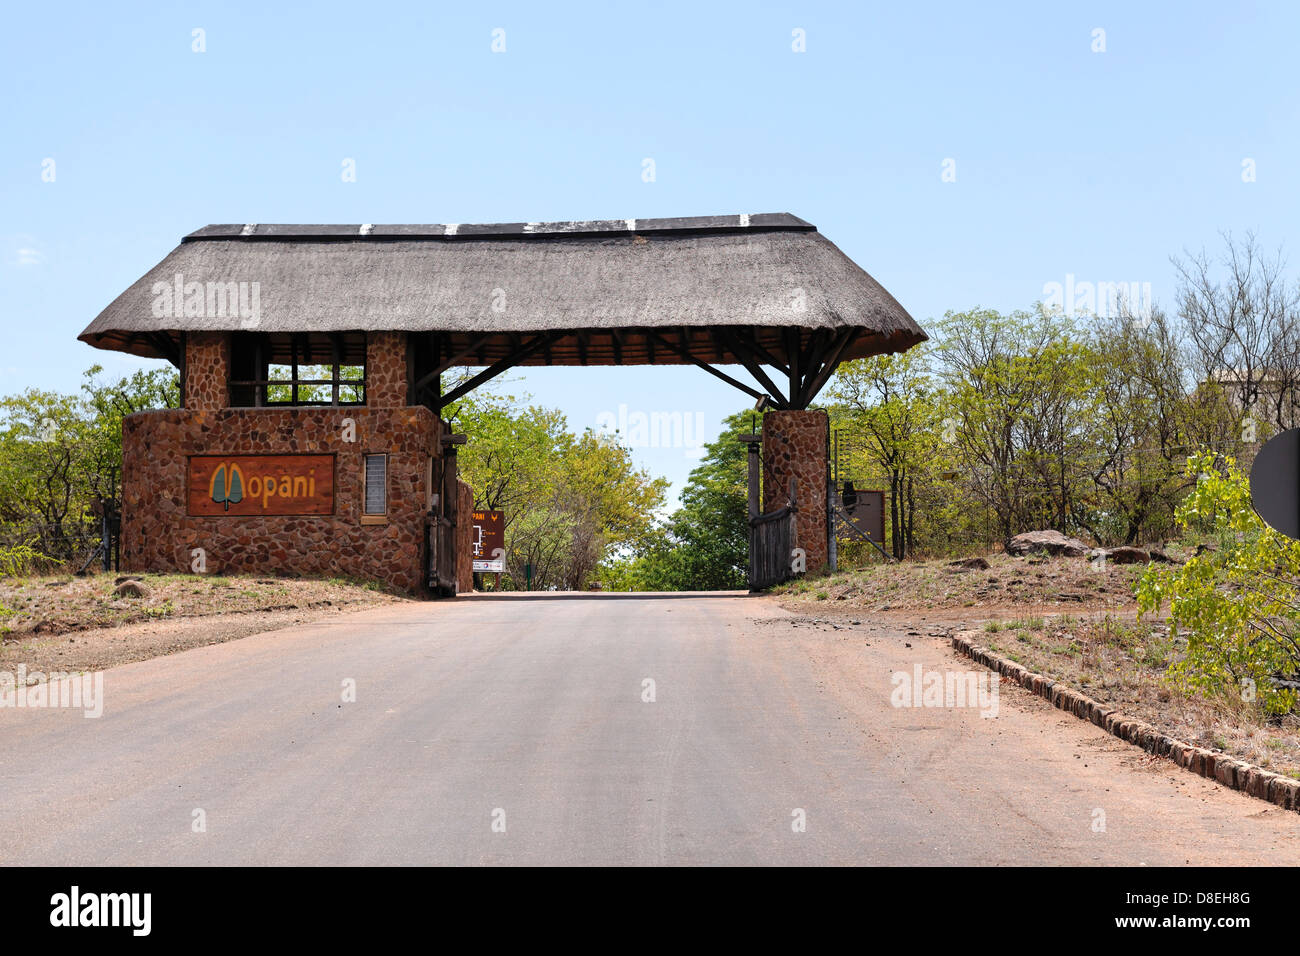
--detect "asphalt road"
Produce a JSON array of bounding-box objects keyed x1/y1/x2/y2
[{"x1": 2, "y1": 593, "x2": 1297, "y2": 865}]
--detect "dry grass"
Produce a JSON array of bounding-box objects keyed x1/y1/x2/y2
[
  {"x1": 776, "y1": 552, "x2": 1145, "y2": 613},
  {"x1": 982, "y1": 613, "x2": 1300, "y2": 780},
  {"x1": 0, "y1": 571, "x2": 403, "y2": 640},
  {"x1": 0, "y1": 571, "x2": 410, "y2": 676}
]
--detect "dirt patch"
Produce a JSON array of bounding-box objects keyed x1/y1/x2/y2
[
  {"x1": 776, "y1": 605, "x2": 1300, "y2": 783},
  {"x1": 0, "y1": 572, "x2": 410, "y2": 675},
  {"x1": 777, "y1": 546, "x2": 1300, "y2": 784},
  {"x1": 738, "y1": 605, "x2": 1300, "y2": 865}
]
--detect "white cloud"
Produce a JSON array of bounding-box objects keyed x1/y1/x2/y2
[{"x1": 5, "y1": 235, "x2": 45, "y2": 267}]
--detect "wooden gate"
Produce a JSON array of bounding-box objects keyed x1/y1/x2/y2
[{"x1": 743, "y1": 434, "x2": 798, "y2": 591}]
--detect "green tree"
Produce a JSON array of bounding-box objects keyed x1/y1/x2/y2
[
  {"x1": 81, "y1": 364, "x2": 180, "y2": 502},
  {"x1": 0, "y1": 389, "x2": 96, "y2": 559},
  {"x1": 1079, "y1": 310, "x2": 1222, "y2": 545},
  {"x1": 0, "y1": 365, "x2": 178, "y2": 565},
  {"x1": 448, "y1": 390, "x2": 569, "y2": 532},
  {"x1": 827, "y1": 349, "x2": 940, "y2": 558},
  {"x1": 447, "y1": 387, "x2": 667, "y2": 589},
  {"x1": 935, "y1": 307, "x2": 1097, "y2": 542},
  {"x1": 601, "y1": 410, "x2": 754, "y2": 591}
]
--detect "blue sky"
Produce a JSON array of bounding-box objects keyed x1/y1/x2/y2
[{"x1": 3, "y1": 1, "x2": 1298, "y2": 503}]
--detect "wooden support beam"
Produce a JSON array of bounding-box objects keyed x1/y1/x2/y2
[
  {"x1": 330, "y1": 333, "x2": 341, "y2": 406},
  {"x1": 719, "y1": 329, "x2": 790, "y2": 408},
  {"x1": 646, "y1": 330, "x2": 766, "y2": 404},
  {"x1": 146, "y1": 332, "x2": 181, "y2": 368},
  {"x1": 798, "y1": 328, "x2": 858, "y2": 406},
  {"x1": 431, "y1": 332, "x2": 444, "y2": 402},
  {"x1": 741, "y1": 333, "x2": 790, "y2": 377},
  {"x1": 789, "y1": 328, "x2": 826, "y2": 405},
  {"x1": 437, "y1": 332, "x2": 566, "y2": 409},
  {"x1": 178, "y1": 331, "x2": 188, "y2": 406},
  {"x1": 413, "y1": 333, "x2": 492, "y2": 394},
  {"x1": 786, "y1": 328, "x2": 801, "y2": 405},
  {"x1": 253, "y1": 337, "x2": 264, "y2": 407},
  {"x1": 290, "y1": 333, "x2": 299, "y2": 405}
]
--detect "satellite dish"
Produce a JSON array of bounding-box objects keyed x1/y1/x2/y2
[{"x1": 1250, "y1": 428, "x2": 1300, "y2": 540}]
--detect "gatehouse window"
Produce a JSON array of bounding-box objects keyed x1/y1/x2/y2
[
  {"x1": 229, "y1": 332, "x2": 367, "y2": 407},
  {"x1": 362, "y1": 453, "x2": 388, "y2": 524}
]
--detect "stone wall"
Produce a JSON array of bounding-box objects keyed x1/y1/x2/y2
[
  {"x1": 184, "y1": 332, "x2": 230, "y2": 410},
  {"x1": 762, "y1": 409, "x2": 829, "y2": 573},
  {"x1": 456, "y1": 478, "x2": 474, "y2": 593},
  {"x1": 121, "y1": 406, "x2": 441, "y2": 593},
  {"x1": 181, "y1": 331, "x2": 409, "y2": 410},
  {"x1": 366, "y1": 332, "x2": 408, "y2": 408}
]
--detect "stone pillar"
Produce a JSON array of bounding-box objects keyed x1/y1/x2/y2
[
  {"x1": 184, "y1": 332, "x2": 230, "y2": 410},
  {"x1": 456, "y1": 478, "x2": 474, "y2": 594},
  {"x1": 366, "y1": 332, "x2": 409, "y2": 407},
  {"x1": 762, "y1": 409, "x2": 829, "y2": 573}
]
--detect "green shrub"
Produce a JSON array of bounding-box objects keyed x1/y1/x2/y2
[
  {"x1": 0, "y1": 540, "x2": 57, "y2": 577},
  {"x1": 1138, "y1": 451, "x2": 1300, "y2": 715}
]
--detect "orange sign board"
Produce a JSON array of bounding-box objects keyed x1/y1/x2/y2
[{"x1": 188, "y1": 455, "x2": 335, "y2": 516}]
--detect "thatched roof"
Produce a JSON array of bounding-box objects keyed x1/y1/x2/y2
[{"x1": 79, "y1": 213, "x2": 925, "y2": 367}]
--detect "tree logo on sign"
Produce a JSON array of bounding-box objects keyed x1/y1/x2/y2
[{"x1": 209, "y1": 462, "x2": 245, "y2": 511}]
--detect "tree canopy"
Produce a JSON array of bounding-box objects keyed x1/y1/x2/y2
[{"x1": 444, "y1": 385, "x2": 668, "y2": 590}]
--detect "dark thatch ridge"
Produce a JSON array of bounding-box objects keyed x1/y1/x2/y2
[{"x1": 79, "y1": 213, "x2": 926, "y2": 366}]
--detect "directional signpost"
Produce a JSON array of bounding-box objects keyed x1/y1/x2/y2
[
  {"x1": 472, "y1": 510, "x2": 505, "y2": 573},
  {"x1": 1251, "y1": 428, "x2": 1300, "y2": 540}
]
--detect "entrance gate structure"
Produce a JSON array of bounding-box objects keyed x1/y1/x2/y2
[{"x1": 79, "y1": 213, "x2": 926, "y2": 593}]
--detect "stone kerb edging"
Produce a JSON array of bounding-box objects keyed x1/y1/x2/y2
[{"x1": 951, "y1": 631, "x2": 1300, "y2": 812}]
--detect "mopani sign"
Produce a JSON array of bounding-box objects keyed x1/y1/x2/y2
[{"x1": 188, "y1": 455, "x2": 335, "y2": 516}]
